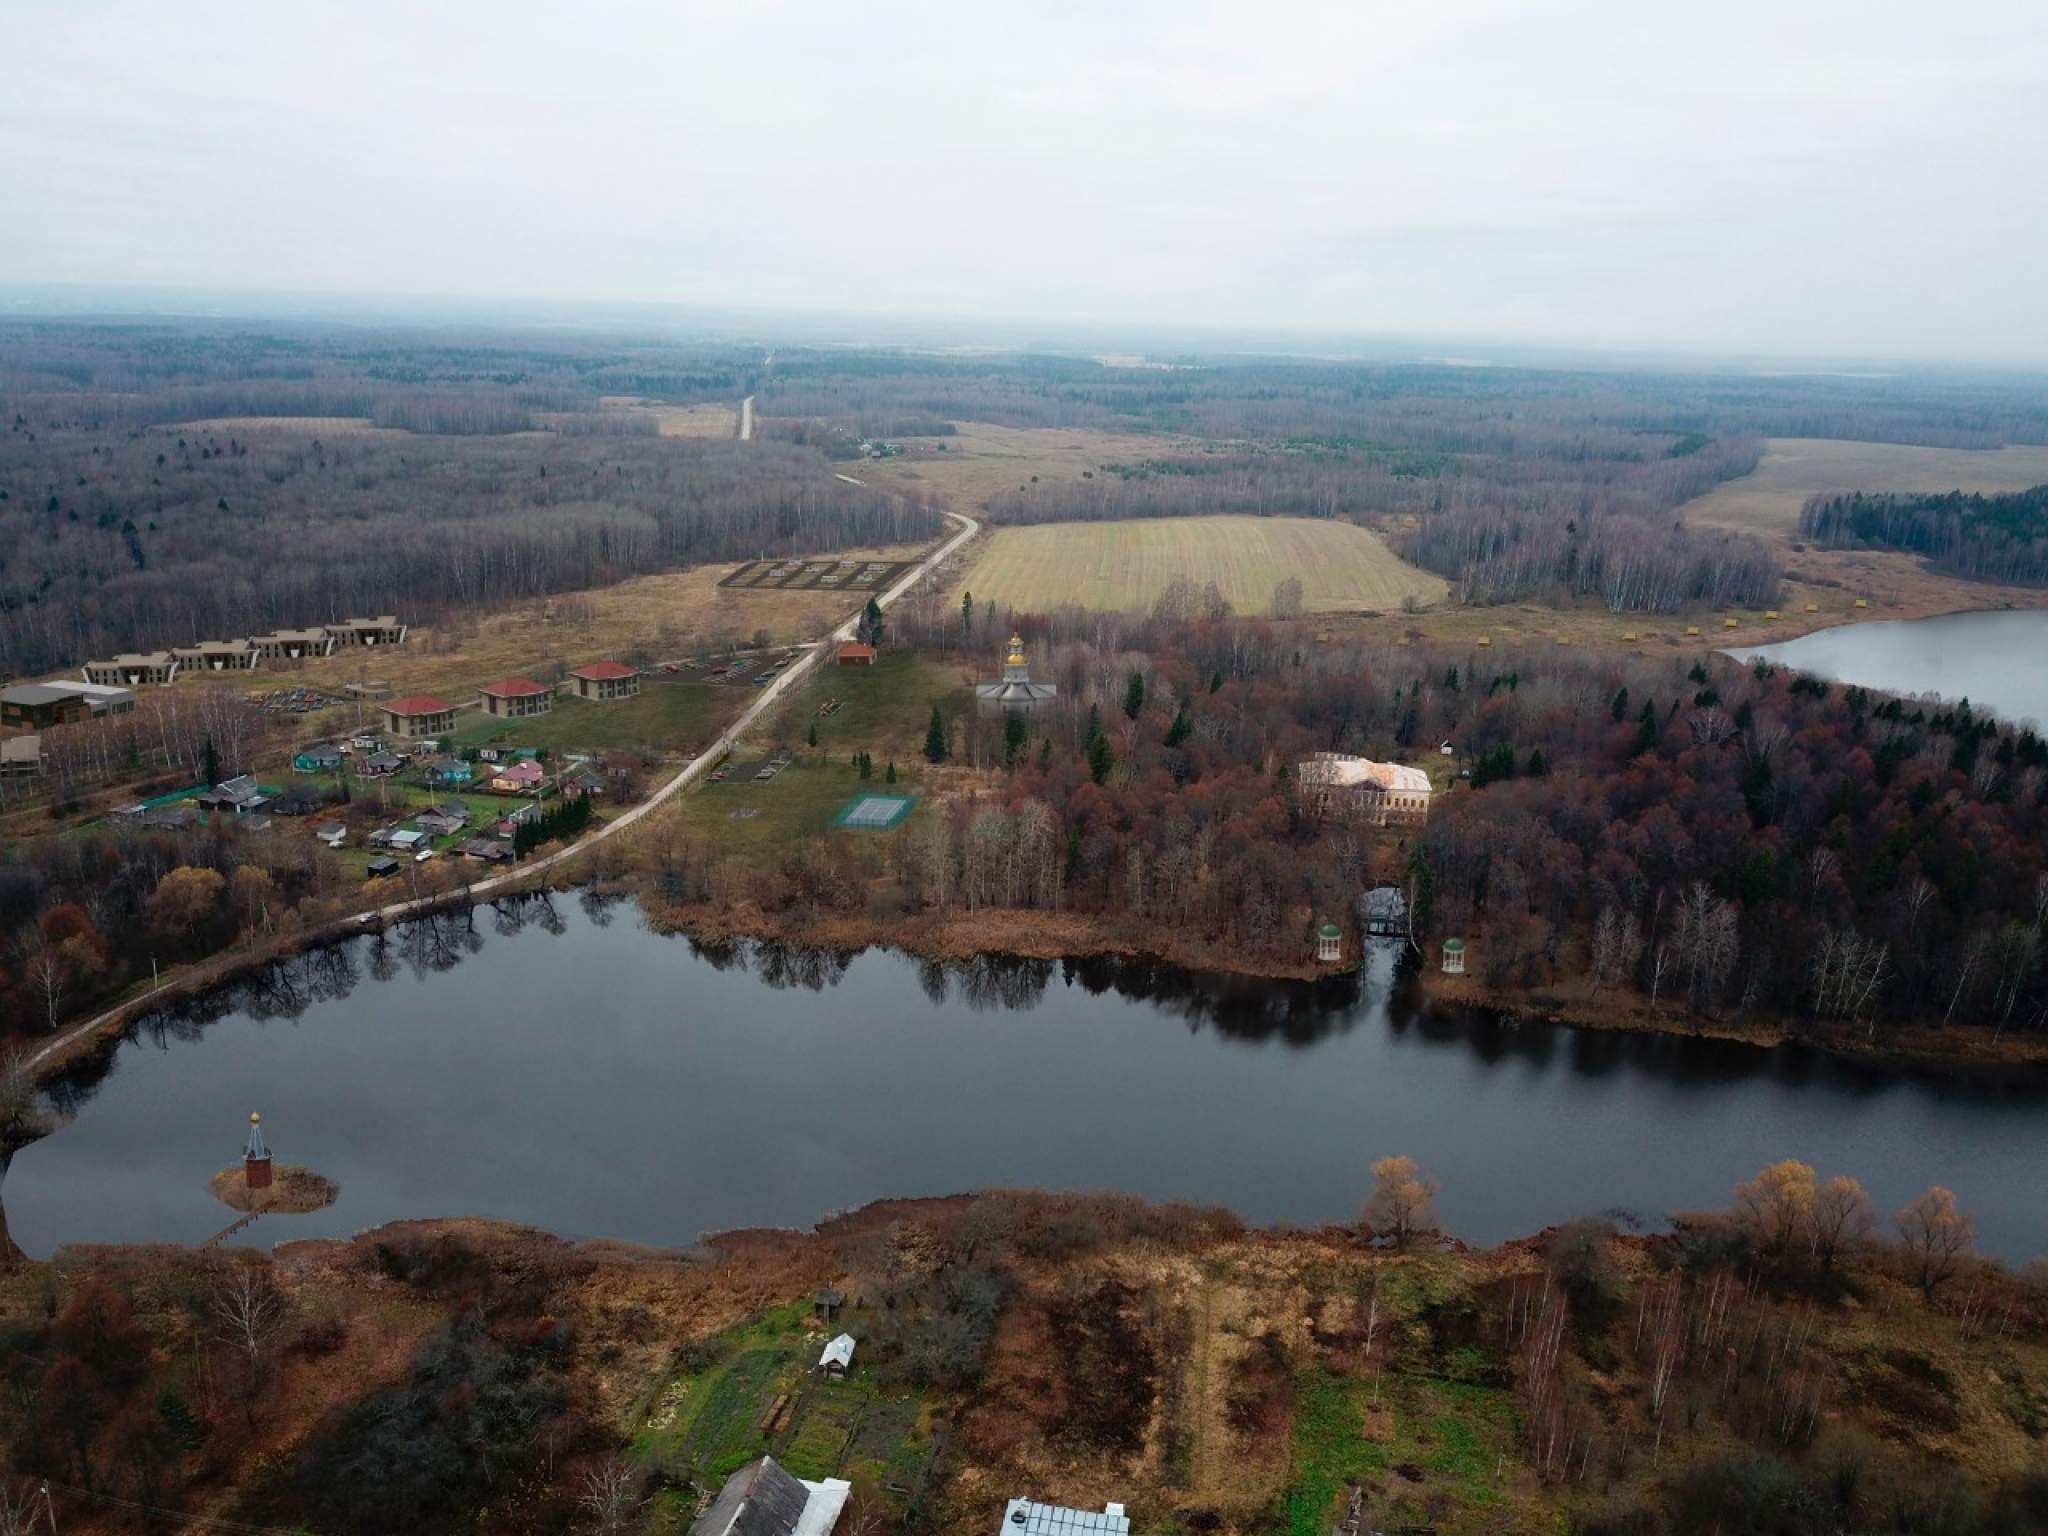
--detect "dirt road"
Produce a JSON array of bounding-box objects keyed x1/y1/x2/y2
[{"x1": 25, "y1": 509, "x2": 978, "y2": 1076}]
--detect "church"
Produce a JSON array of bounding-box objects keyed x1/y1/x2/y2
[{"x1": 975, "y1": 632, "x2": 1058, "y2": 711}]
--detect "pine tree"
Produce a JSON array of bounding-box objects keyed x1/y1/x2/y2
[
  {"x1": 885, "y1": 761, "x2": 896, "y2": 784},
  {"x1": 1166, "y1": 708, "x2": 1191, "y2": 747},
  {"x1": 203, "y1": 735, "x2": 220, "y2": 787},
  {"x1": 1003, "y1": 711, "x2": 1027, "y2": 767},
  {"x1": 1209, "y1": 670, "x2": 1223, "y2": 694},
  {"x1": 1037, "y1": 737, "x2": 1052, "y2": 769},
  {"x1": 859, "y1": 597, "x2": 885, "y2": 648},
  {"x1": 923, "y1": 704, "x2": 948, "y2": 763},
  {"x1": 1087, "y1": 732, "x2": 1114, "y2": 785},
  {"x1": 859, "y1": 752, "x2": 872, "y2": 780},
  {"x1": 961, "y1": 590, "x2": 973, "y2": 635},
  {"x1": 1633, "y1": 699, "x2": 1661, "y2": 756},
  {"x1": 1124, "y1": 671, "x2": 1146, "y2": 721},
  {"x1": 807, "y1": 721, "x2": 818, "y2": 748},
  {"x1": 1610, "y1": 686, "x2": 1630, "y2": 723}
]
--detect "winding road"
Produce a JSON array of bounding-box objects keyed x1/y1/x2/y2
[{"x1": 26, "y1": 507, "x2": 978, "y2": 1075}]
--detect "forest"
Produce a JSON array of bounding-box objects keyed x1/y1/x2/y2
[
  {"x1": 1800, "y1": 483, "x2": 2048, "y2": 586},
  {"x1": 640, "y1": 605, "x2": 2048, "y2": 1055},
  {"x1": 0, "y1": 324, "x2": 937, "y2": 675}
]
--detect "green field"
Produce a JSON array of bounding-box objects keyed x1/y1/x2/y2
[
  {"x1": 671, "y1": 756, "x2": 927, "y2": 862},
  {"x1": 448, "y1": 684, "x2": 738, "y2": 756},
  {"x1": 959, "y1": 515, "x2": 1449, "y2": 615},
  {"x1": 769, "y1": 651, "x2": 973, "y2": 761},
  {"x1": 632, "y1": 1302, "x2": 928, "y2": 1510}
]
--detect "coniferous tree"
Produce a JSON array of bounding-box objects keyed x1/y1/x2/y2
[
  {"x1": 923, "y1": 704, "x2": 948, "y2": 763},
  {"x1": 1124, "y1": 671, "x2": 1146, "y2": 721}
]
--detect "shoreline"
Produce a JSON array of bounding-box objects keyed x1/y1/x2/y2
[{"x1": 25, "y1": 876, "x2": 2048, "y2": 1098}]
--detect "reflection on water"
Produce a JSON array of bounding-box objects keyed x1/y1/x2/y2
[{"x1": 12, "y1": 898, "x2": 2048, "y2": 1261}]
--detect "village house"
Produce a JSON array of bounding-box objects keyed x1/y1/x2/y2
[
  {"x1": 818, "y1": 1334, "x2": 856, "y2": 1378},
  {"x1": 493, "y1": 803, "x2": 540, "y2": 837},
  {"x1": 2, "y1": 685, "x2": 90, "y2": 729},
  {"x1": 293, "y1": 743, "x2": 345, "y2": 774},
  {"x1": 135, "y1": 803, "x2": 200, "y2": 831},
  {"x1": 688, "y1": 1455, "x2": 850, "y2": 1536},
  {"x1": 357, "y1": 750, "x2": 404, "y2": 778},
  {"x1": 1000, "y1": 1498, "x2": 1131, "y2": 1535},
  {"x1": 568, "y1": 660, "x2": 641, "y2": 701},
  {"x1": 458, "y1": 837, "x2": 514, "y2": 863},
  {"x1": 250, "y1": 627, "x2": 335, "y2": 662},
  {"x1": 834, "y1": 642, "x2": 876, "y2": 667},
  {"x1": 487, "y1": 758, "x2": 546, "y2": 795},
  {"x1": 420, "y1": 754, "x2": 473, "y2": 788},
  {"x1": 382, "y1": 694, "x2": 456, "y2": 740},
  {"x1": 196, "y1": 775, "x2": 270, "y2": 815},
  {"x1": 479, "y1": 676, "x2": 554, "y2": 719},
  {"x1": 4, "y1": 680, "x2": 137, "y2": 729},
  {"x1": 0, "y1": 736, "x2": 46, "y2": 777},
  {"x1": 84, "y1": 652, "x2": 179, "y2": 687},
  {"x1": 1297, "y1": 752, "x2": 1433, "y2": 827},
  {"x1": 171, "y1": 639, "x2": 259, "y2": 672},
  {"x1": 325, "y1": 615, "x2": 407, "y2": 648},
  {"x1": 562, "y1": 767, "x2": 605, "y2": 799}
]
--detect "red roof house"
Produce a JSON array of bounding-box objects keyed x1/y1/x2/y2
[
  {"x1": 569, "y1": 660, "x2": 641, "y2": 701},
  {"x1": 836, "y1": 643, "x2": 877, "y2": 666},
  {"x1": 381, "y1": 693, "x2": 455, "y2": 739},
  {"x1": 478, "y1": 676, "x2": 554, "y2": 719}
]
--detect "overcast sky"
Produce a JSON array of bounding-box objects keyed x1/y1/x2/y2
[{"x1": 4, "y1": 0, "x2": 2044, "y2": 362}]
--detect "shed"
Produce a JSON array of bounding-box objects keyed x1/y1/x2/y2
[
  {"x1": 365, "y1": 856, "x2": 401, "y2": 879},
  {"x1": 813, "y1": 1287, "x2": 845, "y2": 1319},
  {"x1": 836, "y1": 642, "x2": 877, "y2": 666},
  {"x1": 819, "y1": 1333, "x2": 856, "y2": 1377}
]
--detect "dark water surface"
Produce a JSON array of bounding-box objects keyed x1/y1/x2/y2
[
  {"x1": 1726, "y1": 608, "x2": 2048, "y2": 727},
  {"x1": 9, "y1": 898, "x2": 2046, "y2": 1260}
]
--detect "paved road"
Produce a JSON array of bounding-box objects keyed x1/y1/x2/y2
[
  {"x1": 739, "y1": 394, "x2": 755, "y2": 441},
  {"x1": 26, "y1": 507, "x2": 977, "y2": 1075}
]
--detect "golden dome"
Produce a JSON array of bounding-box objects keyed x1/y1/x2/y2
[{"x1": 1006, "y1": 633, "x2": 1026, "y2": 668}]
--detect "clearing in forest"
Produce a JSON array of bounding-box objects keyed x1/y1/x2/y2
[
  {"x1": 957, "y1": 515, "x2": 1448, "y2": 616},
  {"x1": 1681, "y1": 437, "x2": 2048, "y2": 545}
]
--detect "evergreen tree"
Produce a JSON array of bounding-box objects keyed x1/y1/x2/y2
[
  {"x1": 807, "y1": 721, "x2": 818, "y2": 748},
  {"x1": 859, "y1": 597, "x2": 885, "y2": 647},
  {"x1": 1124, "y1": 670, "x2": 1146, "y2": 720},
  {"x1": 1633, "y1": 699, "x2": 1662, "y2": 756},
  {"x1": 1037, "y1": 737, "x2": 1052, "y2": 770},
  {"x1": 1166, "y1": 708, "x2": 1192, "y2": 747},
  {"x1": 961, "y1": 590, "x2": 973, "y2": 635},
  {"x1": 859, "y1": 752, "x2": 872, "y2": 780},
  {"x1": 1087, "y1": 731, "x2": 1114, "y2": 786},
  {"x1": 1003, "y1": 711, "x2": 1027, "y2": 767},
  {"x1": 203, "y1": 735, "x2": 220, "y2": 786},
  {"x1": 885, "y1": 760, "x2": 897, "y2": 784},
  {"x1": 1209, "y1": 670, "x2": 1223, "y2": 694},
  {"x1": 923, "y1": 704, "x2": 948, "y2": 763},
  {"x1": 1525, "y1": 747, "x2": 1548, "y2": 778},
  {"x1": 1610, "y1": 686, "x2": 1630, "y2": 723}
]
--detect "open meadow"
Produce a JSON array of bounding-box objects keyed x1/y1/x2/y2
[
  {"x1": 1681, "y1": 437, "x2": 2048, "y2": 543},
  {"x1": 956, "y1": 514, "x2": 1449, "y2": 616}
]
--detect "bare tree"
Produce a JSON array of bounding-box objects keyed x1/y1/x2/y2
[
  {"x1": 1362, "y1": 1155, "x2": 1439, "y2": 1245},
  {"x1": 578, "y1": 1458, "x2": 642, "y2": 1535},
  {"x1": 25, "y1": 949, "x2": 66, "y2": 1032},
  {"x1": 211, "y1": 1263, "x2": 287, "y2": 1418},
  {"x1": 1811, "y1": 1175, "x2": 1875, "y2": 1275},
  {"x1": 1588, "y1": 905, "x2": 1644, "y2": 996},
  {"x1": 1895, "y1": 1186, "x2": 1975, "y2": 1299}
]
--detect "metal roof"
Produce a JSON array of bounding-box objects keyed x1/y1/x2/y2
[
  {"x1": 819, "y1": 1333, "x2": 855, "y2": 1369},
  {"x1": 385, "y1": 694, "x2": 452, "y2": 714},
  {"x1": 1000, "y1": 1499, "x2": 1131, "y2": 1535}
]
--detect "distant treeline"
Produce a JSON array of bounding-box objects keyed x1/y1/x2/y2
[
  {"x1": 1799, "y1": 484, "x2": 2048, "y2": 586},
  {"x1": 0, "y1": 422, "x2": 936, "y2": 675}
]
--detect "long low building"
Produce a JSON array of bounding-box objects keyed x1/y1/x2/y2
[
  {"x1": 172, "y1": 639, "x2": 259, "y2": 672},
  {"x1": 326, "y1": 615, "x2": 408, "y2": 647},
  {"x1": 1298, "y1": 751, "x2": 1433, "y2": 826},
  {"x1": 83, "y1": 652, "x2": 180, "y2": 687},
  {"x1": 2, "y1": 680, "x2": 138, "y2": 728},
  {"x1": 251, "y1": 627, "x2": 335, "y2": 661}
]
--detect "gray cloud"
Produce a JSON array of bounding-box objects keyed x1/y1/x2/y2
[{"x1": 4, "y1": 0, "x2": 2042, "y2": 360}]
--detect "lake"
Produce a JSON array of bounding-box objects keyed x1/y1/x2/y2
[
  {"x1": 9, "y1": 897, "x2": 2046, "y2": 1262},
  {"x1": 1725, "y1": 608, "x2": 2048, "y2": 727}
]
